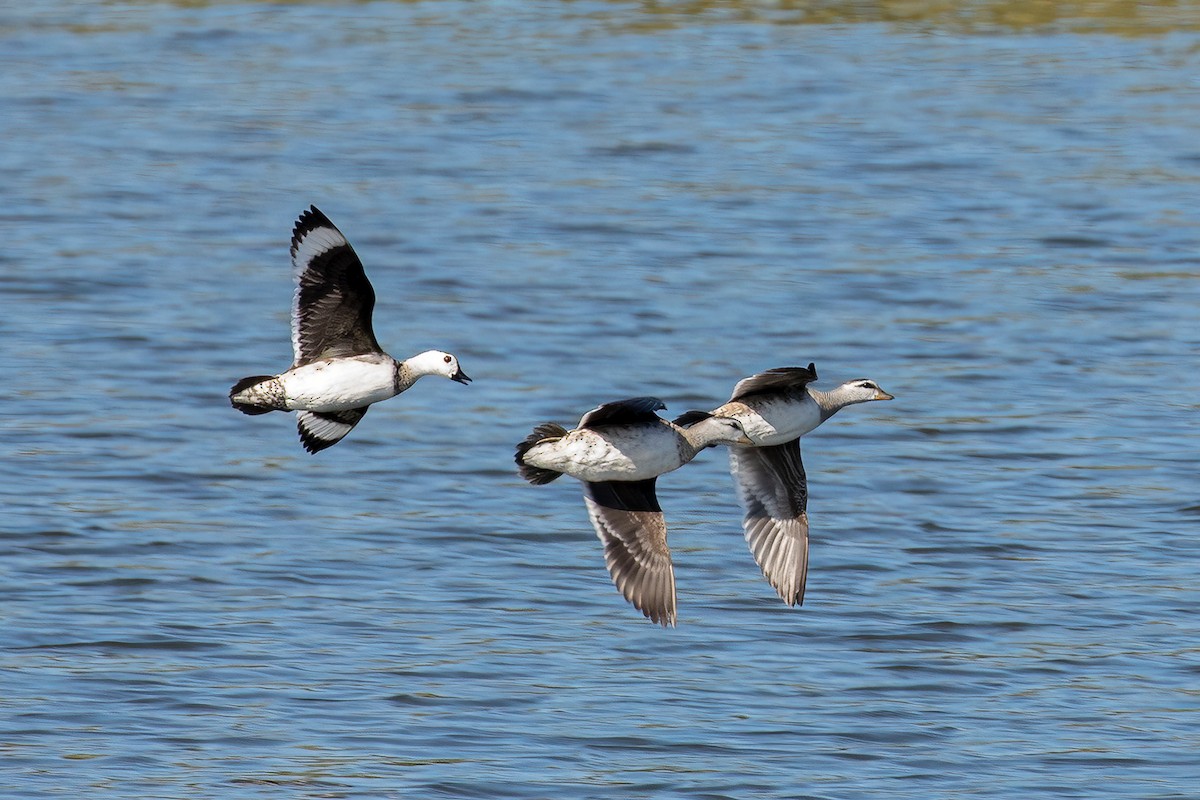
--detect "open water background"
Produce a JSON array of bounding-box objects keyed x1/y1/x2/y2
[{"x1": 2, "y1": 1, "x2": 1199, "y2": 797}]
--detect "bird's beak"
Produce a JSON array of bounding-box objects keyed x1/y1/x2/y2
[
  {"x1": 874, "y1": 388, "x2": 894, "y2": 401},
  {"x1": 452, "y1": 369, "x2": 472, "y2": 385}
]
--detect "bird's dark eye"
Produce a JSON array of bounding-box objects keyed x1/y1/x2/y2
[{"x1": 443, "y1": 355, "x2": 452, "y2": 363}]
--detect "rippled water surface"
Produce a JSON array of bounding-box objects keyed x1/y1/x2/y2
[{"x1": 3, "y1": 1, "x2": 1199, "y2": 797}]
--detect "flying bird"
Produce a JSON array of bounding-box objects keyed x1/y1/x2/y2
[
  {"x1": 515, "y1": 397, "x2": 751, "y2": 626},
  {"x1": 230, "y1": 205, "x2": 470, "y2": 452},
  {"x1": 709, "y1": 364, "x2": 892, "y2": 606}
]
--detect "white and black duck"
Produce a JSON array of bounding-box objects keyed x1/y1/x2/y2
[
  {"x1": 515, "y1": 396, "x2": 751, "y2": 626},
  {"x1": 708, "y1": 364, "x2": 892, "y2": 607},
  {"x1": 230, "y1": 205, "x2": 471, "y2": 453}
]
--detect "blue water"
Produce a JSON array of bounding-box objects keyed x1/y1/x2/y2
[{"x1": 2, "y1": 2, "x2": 1199, "y2": 797}]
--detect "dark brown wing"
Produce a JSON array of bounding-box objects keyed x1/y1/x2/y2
[
  {"x1": 728, "y1": 440, "x2": 810, "y2": 606},
  {"x1": 290, "y1": 206, "x2": 383, "y2": 366},
  {"x1": 583, "y1": 479, "x2": 677, "y2": 626},
  {"x1": 728, "y1": 364, "x2": 818, "y2": 402},
  {"x1": 577, "y1": 397, "x2": 667, "y2": 430}
]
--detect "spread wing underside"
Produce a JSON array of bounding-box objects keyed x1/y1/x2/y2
[
  {"x1": 728, "y1": 440, "x2": 810, "y2": 606},
  {"x1": 297, "y1": 407, "x2": 369, "y2": 453},
  {"x1": 582, "y1": 479, "x2": 677, "y2": 626}
]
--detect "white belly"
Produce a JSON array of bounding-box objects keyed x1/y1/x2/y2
[
  {"x1": 279, "y1": 357, "x2": 397, "y2": 412},
  {"x1": 525, "y1": 426, "x2": 684, "y2": 483},
  {"x1": 720, "y1": 395, "x2": 822, "y2": 446}
]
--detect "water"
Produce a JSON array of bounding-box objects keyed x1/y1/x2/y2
[{"x1": 2, "y1": 1, "x2": 1199, "y2": 797}]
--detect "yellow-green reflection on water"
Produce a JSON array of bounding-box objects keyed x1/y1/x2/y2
[
  {"x1": 624, "y1": 0, "x2": 1200, "y2": 34},
  {"x1": 114, "y1": 0, "x2": 1200, "y2": 36}
]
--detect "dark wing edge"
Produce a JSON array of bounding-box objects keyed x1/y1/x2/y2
[
  {"x1": 289, "y1": 207, "x2": 382, "y2": 365},
  {"x1": 297, "y1": 407, "x2": 369, "y2": 453},
  {"x1": 729, "y1": 364, "x2": 819, "y2": 402},
  {"x1": 672, "y1": 410, "x2": 713, "y2": 427},
  {"x1": 728, "y1": 440, "x2": 810, "y2": 606},
  {"x1": 578, "y1": 397, "x2": 667, "y2": 430},
  {"x1": 291, "y1": 205, "x2": 340, "y2": 252}
]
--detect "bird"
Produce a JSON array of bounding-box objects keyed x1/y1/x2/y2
[
  {"x1": 229, "y1": 205, "x2": 471, "y2": 453},
  {"x1": 707, "y1": 364, "x2": 892, "y2": 607},
  {"x1": 515, "y1": 396, "x2": 751, "y2": 626}
]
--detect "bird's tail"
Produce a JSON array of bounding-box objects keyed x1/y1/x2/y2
[
  {"x1": 515, "y1": 422, "x2": 569, "y2": 485},
  {"x1": 229, "y1": 375, "x2": 284, "y2": 415}
]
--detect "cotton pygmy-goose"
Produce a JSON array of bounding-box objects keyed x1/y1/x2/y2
[
  {"x1": 708, "y1": 364, "x2": 892, "y2": 607},
  {"x1": 515, "y1": 396, "x2": 751, "y2": 627},
  {"x1": 229, "y1": 205, "x2": 471, "y2": 453}
]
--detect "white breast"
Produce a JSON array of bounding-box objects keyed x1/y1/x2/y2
[{"x1": 280, "y1": 356, "x2": 397, "y2": 412}]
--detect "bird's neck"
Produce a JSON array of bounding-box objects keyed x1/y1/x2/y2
[
  {"x1": 677, "y1": 428, "x2": 705, "y2": 455},
  {"x1": 808, "y1": 387, "x2": 846, "y2": 422},
  {"x1": 393, "y1": 356, "x2": 421, "y2": 392},
  {"x1": 677, "y1": 422, "x2": 722, "y2": 455}
]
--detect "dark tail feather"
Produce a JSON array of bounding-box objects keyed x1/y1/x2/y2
[
  {"x1": 515, "y1": 422, "x2": 569, "y2": 485},
  {"x1": 229, "y1": 375, "x2": 277, "y2": 415}
]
